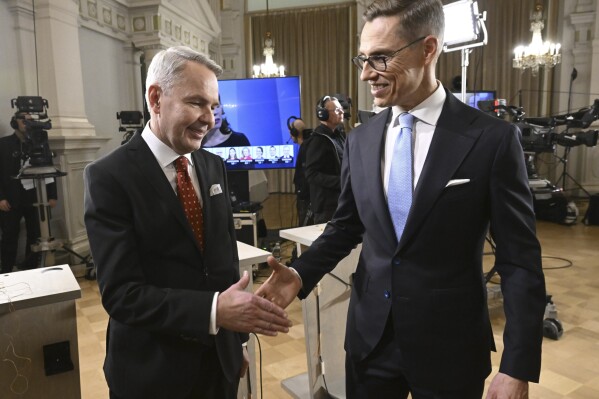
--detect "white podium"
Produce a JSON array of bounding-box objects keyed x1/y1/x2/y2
[
  {"x1": 0, "y1": 265, "x2": 81, "y2": 398},
  {"x1": 279, "y1": 225, "x2": 360, "y2": 399},
  {"x1": 236, "y1": 241, "x2": 271, "y2": 399}
]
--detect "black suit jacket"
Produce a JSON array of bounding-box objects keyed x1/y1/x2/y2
[
  {"x1": 84, "y1": 133, "x2": 245, "y2": 398},
  {"x1": 305, "y1": 125, "x2": 344, "y2": 214},
  {"x1": 0, "y1": 133, "x2": 57, "y2": 205},
  {"x1": 293, "y1": 91, "x2": 545, "y2": 390}
]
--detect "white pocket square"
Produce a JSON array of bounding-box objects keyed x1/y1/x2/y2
[
  {"x1": 445, "y1": 179, "x2": 470, "y2": 188},
  {"x1": 209, "y1": 184, "x2": 222, "y2": 196}
]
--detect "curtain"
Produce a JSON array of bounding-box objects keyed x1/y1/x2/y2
[
  {"x1": 247, "y1": 3, "x2": 357, "y2": 193},
  {"x1": 437, "y1": 0, "x2": 560, "y2": 117}
]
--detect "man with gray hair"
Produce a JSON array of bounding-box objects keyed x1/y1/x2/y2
[
  {"x1": 257, "y1": 1, "x2": 545, "y2": 397},
  {"x1": 84, "y1": 46, "x2": 291, "y2": 398}
]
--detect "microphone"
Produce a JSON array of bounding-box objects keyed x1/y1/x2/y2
[{"x1": 571, "y1": 68, "x2": 578, "y2": 81}]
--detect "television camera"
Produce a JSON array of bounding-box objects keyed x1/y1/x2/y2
[
  {"x1": 11, "y1": 96, "x2": 63, "y2": 177},
  {"x1": 117, "y1": 111, "x2": 144, "y2": 145},
  {"x1": 478, "y1": 99, "x2": 599, "y2": 154}
]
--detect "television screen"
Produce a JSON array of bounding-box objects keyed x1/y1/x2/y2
[
  {"x1": 452, "y1": 90, "x2": 496, "y2": 110},
  {"x1": 202, "y1": 76, "x2": 301, "y2": 170}
]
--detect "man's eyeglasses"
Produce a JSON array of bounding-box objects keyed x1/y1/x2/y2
[{"x1": 352, "y1": 36, "x2": 426, "y2": 72}]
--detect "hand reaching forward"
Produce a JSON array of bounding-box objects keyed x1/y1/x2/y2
[
  {"x1": 486, "y1": 372, "x2": 529, "y2": 399},
  {"x1": 216, "y1": 271, "x2": 292, "y2": 336},
  {"x1": 255, "y1": 256, "x2": 302, "y2": 309}
]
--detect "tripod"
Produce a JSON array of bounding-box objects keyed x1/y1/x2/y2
[
  {"x1": 554, "y1": 145, "x2": 591, "y2": 197},
  {"x1": 26, "y1": 173, "x2": 95, "y2": 279}
]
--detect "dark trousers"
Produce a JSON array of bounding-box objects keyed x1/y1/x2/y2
[
  {"x1": 0, "y1": 205, "x2": 40, "y2": 273},
  {"x1": 296, "y1": 198, "x2": 312, "y2": 227},
  {"x1": 345, "y1": 317, "x2": 485, "y2": 399},
  {"x1": 313, "y1": 209, "x2": 335, "y2": 225},
  {"x1": 109, "y1": 346, "x2": 238, "y2": 399}
]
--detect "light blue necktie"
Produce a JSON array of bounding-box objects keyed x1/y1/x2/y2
[{"x1": 388, "y1": 112, "x2": 415, "y2": 241}]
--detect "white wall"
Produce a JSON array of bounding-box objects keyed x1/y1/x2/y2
[
  {"x1": 78, "y1": 27, "x2": 140, "y2": 158},
  {"x1": 0, "y1": 1, "x2": 25, "y2": 137}
]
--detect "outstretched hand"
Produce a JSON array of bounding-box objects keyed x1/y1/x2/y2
[
  {"x1": 217, "y1": 271, "x2": 292, "y2": 336},
  {"x1": 255, "y1": 256, "x2": 302, "y2": 309}
]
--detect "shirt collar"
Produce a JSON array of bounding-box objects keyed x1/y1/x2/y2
[
  {"x1": 141, "y1": 122, "x2": 194, "y2": 167},
  {"x1": 390, "y1": 81, "x2": 446, "y2": 127}
]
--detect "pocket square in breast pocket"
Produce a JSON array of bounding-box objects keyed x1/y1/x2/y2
[
  {"x1": 445, "y1": 179, "x2": 470, "y2": 188},
  {"x1": 209, "y1": 184, "x2": 222, "y2": 196}
]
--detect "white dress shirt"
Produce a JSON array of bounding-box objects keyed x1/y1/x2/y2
[
  {"x1": 141, "y1": 124, "x2": 218, "y2": 335},
  {"x1": 383, "y1": 82, "x2": 447, "y2": 197}
]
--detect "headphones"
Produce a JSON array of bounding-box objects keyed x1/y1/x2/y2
[
  {"x1": 316, "y1": 96, "x2": 332, "y2": 121},
  {"x1": 10, "y1": 116, "x2": 18, "y2": 130},
  {"x1": 287, "y1": 116, "x2": 301, "y2": 138}
]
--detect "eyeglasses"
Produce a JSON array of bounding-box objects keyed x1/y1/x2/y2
[{"x1": 352, "y1": 36, "x2": 426, "y2": 72}]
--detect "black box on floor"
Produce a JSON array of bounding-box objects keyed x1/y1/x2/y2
[{"x1": 584, "y1": 194, "x2": 599, "y2": 225}]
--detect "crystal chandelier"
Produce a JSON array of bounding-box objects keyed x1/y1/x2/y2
[
  {"x1": 513, "y1": 3, "x2": 561, "y2": 76},
  {"x1": 252, "y1": 0, "x2": 285, "y2": 78}
]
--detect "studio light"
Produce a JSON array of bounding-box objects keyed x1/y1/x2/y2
[
  {"x1": 513, "y1": 2, "x2": 561, "y2": 76},
  {"x1": 443, "y1": 0, "x2": 488, "y2": 104},
  {"x1": 252, "y1": 0, "x2": 285, "y2": 78}
]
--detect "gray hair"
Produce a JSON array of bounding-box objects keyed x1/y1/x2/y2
[
  {"x1": 363, "y1": 0, "x2": 445, "y2": 46},
  {"x1": 145, "y1": 46, "x2": 223, "y2": 105}
]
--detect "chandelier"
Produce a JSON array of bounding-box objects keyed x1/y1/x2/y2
[
  {"x1": 252, "y1": 0, "x2": 285, "y2": 78},
  {"x1": 513, "y1": 2, "x2": 561, "y2": 76}
]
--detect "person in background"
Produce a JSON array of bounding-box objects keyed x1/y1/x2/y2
[
  {"x1": 268, "y1": 145, "x2": 279, "y2": 163},
  {"x1": 240, "y1": 147, "x2": 252, "y2": 161},
  {"x1": 202, "y1": 99, "x2": 250, "y2": 148},
  {"x1": 84, "y1": 46, "x2": 290, "y2": 399},
  {"x1": 288, "y1": 116, "x2": 313, "y2": 228},
  {"x1": 305, "y1": 95, "x2": 346, "y2": 224},
  {"x1": 257, "y1": 1, "x2": 545, "y2": 398},
  {"x1": 0, "y1": 111, "x2": 57, "y2": 273}
]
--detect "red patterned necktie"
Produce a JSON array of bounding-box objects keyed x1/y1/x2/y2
[{"x1": 175, "y1": 156, "x2": 204, "y2": 251}]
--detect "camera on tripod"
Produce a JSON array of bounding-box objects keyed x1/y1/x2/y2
[
  {"x1": 11, "y1": 96, "x2": 59, "y2": 176},
  {"x1": 478, "y1": 98, "x2": 599, "y2": 153},
  {"x1": 117, "y1": 111, "x2": 144, "y2": 145}
]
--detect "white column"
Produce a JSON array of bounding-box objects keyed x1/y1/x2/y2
[{"x1": 32, "y1": 0, "x2": 95, "y2": 137}]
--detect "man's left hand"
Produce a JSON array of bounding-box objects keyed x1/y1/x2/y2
[
  {"x1": 486, "y1": 372, "x2": 529, "y2": 399},
  {"x1": 48, "y1": 199, "x2": 57, "y2": 208}
]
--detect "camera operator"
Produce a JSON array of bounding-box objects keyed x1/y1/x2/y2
[{"x1": 0, "y1": 111, "x2": 57, "y2": 273}]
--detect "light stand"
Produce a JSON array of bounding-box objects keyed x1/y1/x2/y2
[
  {"x1": 443, "y1": 0, "x2": 488, "y2": 102},
  {"x1": 554, "y1": 144, "x2": 592, "y2": 197},
  {"x1": 17, "y1": 168, "x2": 95, "y2": 278}
]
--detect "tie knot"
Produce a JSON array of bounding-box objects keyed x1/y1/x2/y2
[
  {"x1": 397, "y1": 112, "x2": 415, "y2": 129},
  {"x1": 175, "y1": 156, "x2": 189, "y2": 172}
]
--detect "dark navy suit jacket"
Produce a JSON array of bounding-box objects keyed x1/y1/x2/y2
[
  {"x1": 293, "y1": 90, "x2": 545, "y2": 390},
  {"x1": 84, "y1": 132, "x2": 245, "y2": 398}
]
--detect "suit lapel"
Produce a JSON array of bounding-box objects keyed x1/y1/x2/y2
[
  {"x1": 398, "y1": 93, "x2": 483, "y2": 251},
  {"x1": 127, "y1": 134, "x2": 203, "y2": 256}
]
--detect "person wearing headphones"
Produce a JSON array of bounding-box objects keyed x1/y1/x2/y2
[
  {"x1": 287, "y1": 116, "x2": 313, "y2": 228},
  {"x1": 0, "y1": 111, "x2": 57, "y2": 273},
  {"x1": 305, "y1": 96, "x2": 346, "y2": 224}
]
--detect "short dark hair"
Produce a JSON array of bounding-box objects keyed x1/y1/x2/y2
[{"x1": 363, "y1": 0, "x2": 444, "y2": 45}]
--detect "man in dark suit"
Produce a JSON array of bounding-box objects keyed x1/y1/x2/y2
[
  {"x1": 256, "y1": 1, "x2": 546, "y2": 398},
  {"x1": 84, "y1": 46, "x2": 291, "y2": 399},
  {"x1": 0, "y1": 112, "x2": 57, "y2": 273},
  {"x1": 306, "y1": 95, "x2": 346, "y2": 224}
]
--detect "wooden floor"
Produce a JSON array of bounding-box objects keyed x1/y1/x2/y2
[{"x1": 76, "y1": 194, "x2": 599, "y2": 398}]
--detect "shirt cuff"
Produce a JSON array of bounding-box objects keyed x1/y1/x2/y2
[
  {"x1": 209, "y1": 292, "x2": 220, "y2": 335},
  {"x1": 288, "y1": 267, "x2": 303, "y2": 287}
]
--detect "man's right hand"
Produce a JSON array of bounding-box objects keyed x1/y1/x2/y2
[
  {"x1": 216, "y1": 271, "x2": 292, "y2": 336},
  {"x1": 0, "y1": 200, "x2": 11, "y2": 212},
  {"x1": 255, "y1": 256, "x2": 302, "y2": 309}
]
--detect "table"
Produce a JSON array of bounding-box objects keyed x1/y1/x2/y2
[
  {"x1": 279, "y1": 225, "x2": 360, "y2": 399},
  {"x1": 0, "y1": 265, "x2": 81, "y2": 398},
  {"x1": 236, "y1": 241, "x2": 271, "y2": 399}
]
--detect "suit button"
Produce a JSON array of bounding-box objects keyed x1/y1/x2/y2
[
  {"x1": 384, "y1": 290, "x2": 391, "y2": 299},
  {"x1": 393, "y1": 259, "x2": 401, "y2": 266}
]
